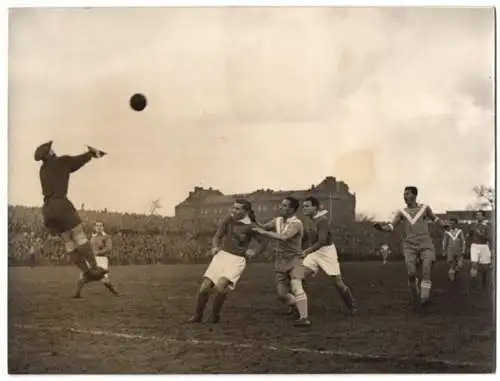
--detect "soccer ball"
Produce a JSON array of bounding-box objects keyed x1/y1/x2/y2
[{"x1": 130, "y1": 93, "x2": 147, "y2": 111}]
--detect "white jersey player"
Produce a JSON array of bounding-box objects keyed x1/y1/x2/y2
[{"x1": 72, "y1": 220, "x2": 120, "y2": 298}]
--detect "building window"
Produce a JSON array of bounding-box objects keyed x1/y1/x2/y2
[{"x1": 262, "y1": 205, "x2": 268, "y2": 211}]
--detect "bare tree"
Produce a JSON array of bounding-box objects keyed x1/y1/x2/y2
[
  {"x1": 149, "y1": 199, "x2": 162, "y2": 215},
  {"x1": 467, "y1": 185, "x2": 494, "y2": 210}
]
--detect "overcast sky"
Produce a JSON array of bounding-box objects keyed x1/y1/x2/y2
[{"x1": 8, "y1": 7, "x2": 495, "y2": 219}]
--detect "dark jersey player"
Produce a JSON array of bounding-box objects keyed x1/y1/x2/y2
[{"x1": 34, "y1": 141, "x2": 108, "y2": 283}]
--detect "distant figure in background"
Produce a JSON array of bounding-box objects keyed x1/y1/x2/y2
[
  {"x1": 380, "y1": 244, "x2": 391, "y2": 265},
  {"x1": 28, "y1": 232, "x2": 42, "y2": 268},
  {"x1": 35, "y1": 141, "x2": 108, "y2": 283},
  {"x1": 442, "y1": 218, "x2": 466, "y2": 282},
  {"x1": 73, "y1": 221, "x2": 120, "y2": 298},
  {"x1": 468, "y1": 211, "x2": 492, "y2": 290}
]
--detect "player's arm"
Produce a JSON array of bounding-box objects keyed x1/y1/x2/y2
[
  {"x1": 459, "y1": 230, "x2": 466, "y2": 254},
  {"x1": 442, "y1": 233, "x2": 449, "y2": 257},
  {"x1": 61, "y1": 152, "x2": 94, "y2": 173},
  {"x1": 426, "y1": 206, "x2": 446, "y2": 228},
  {"x1": 104, "y1": 235, "x2": 113, "y2": 254},
  {"x1": 374, "y1": 211, "x2": 402, "y2": 232},
  {"x1": 247, "y1": 234, "x2": 270, "y2": 259},
  {"x1": 212, "y1": 217, "x2": 228, "y2": 253},
  {"x1": 253, "y1": 221, "x2": 302, "y2": 242},
  {"x1": 256, "y1": 219, "x2": 276, "y2": 231},
  {"x1": 303, "y1": 219, "x2": 329, "y2": 255}
]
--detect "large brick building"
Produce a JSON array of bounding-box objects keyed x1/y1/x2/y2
[{"x1": 175, "y1": 176, "x2": 356, "y2": 225}]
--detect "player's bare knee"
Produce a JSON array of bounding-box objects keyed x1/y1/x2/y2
[
  {"x1": 73, "y1": 231, "x2": 89, "y2": 247},
  {"x1": 290, "y1": 279, "x2": 305, "y2": 296},
  {"x1": 406, "y1": 263, "x2": 417, "y2": 275},
  {"x1": 199, "y1": 278, "x2": 214, "y2": 295},
  {"x1": 215, "y1": 278, "x2": 232, "y2": 293},
  {"x1": 62, "y1": 236, "x2": 76, "y2": 254},
  {"x1": 101, "y1": 275, "x2": 110, "y2": 284}
]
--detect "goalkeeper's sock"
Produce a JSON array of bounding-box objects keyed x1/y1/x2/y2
[
  {"x1": 212, "y1": 291, "x2": 227, "y2": 320},
  {"x1": 194, "y1": 292, "x2": 210, "y2": 319},
  {"x1": 73, "y1": 278, "x2": 86, "y2": 298}
]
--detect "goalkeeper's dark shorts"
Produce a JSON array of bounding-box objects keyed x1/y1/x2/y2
[{"x1": 42, "y1": 197, "x2": 82, "y2": 235}]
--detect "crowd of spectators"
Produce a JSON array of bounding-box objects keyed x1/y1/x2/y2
[{"x1": 8, "y1": 205, "x2": 473, "y2": 266}]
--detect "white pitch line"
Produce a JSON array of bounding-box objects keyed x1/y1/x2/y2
[
  {"x1": 14, "y1": 324, "x2": 490, "y2": 370},
  {"x1": 9, "y1": 279, "x2": 459, "y2": 293}
]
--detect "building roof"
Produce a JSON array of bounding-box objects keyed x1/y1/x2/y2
[{"x1": 176, "y1": 177, "x2": 354, "y2": 208}]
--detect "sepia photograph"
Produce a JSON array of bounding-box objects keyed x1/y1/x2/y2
[{"x1": 6, "y1": 5, "x2": 496, "y2": 374}]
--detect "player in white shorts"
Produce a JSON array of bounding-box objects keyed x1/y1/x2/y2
[
  {"x1": 299, "y1": 197, "x2": 355, "y2": 314},
  {"x1": 468, "y1": 211, "x2": 492, "y2": 290},
  {"x1": 380, "y1": 244, "x2": 391, "y2": 265},
  {"x1": 72, "y1": 221, "x2": 120, "y2": 298},
  {"x1": 187, "y1": 199, "x2": 268, "y2": 324}
]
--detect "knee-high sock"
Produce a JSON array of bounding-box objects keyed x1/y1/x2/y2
[
  {"x1": 212, "y1": 291, "x2": 227, "y2": 317},
  {"x1": 73, "y1": 278, "x2": 87, "y2": 297},
  {"x1": 420, "y1": 279, "x2": 432, "y2": 300},
  {"x1": 291, "y1": 279, "x2": 308, "y2": 319},
  {"x1": 195, "y1": 292, "x2": 210, "y2": 318},
  {"x1": 338, "y1": 285, "x2": 355, "y2": 309}
]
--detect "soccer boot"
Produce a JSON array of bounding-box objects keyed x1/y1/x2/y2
[
  {"x1": 293, "y1": 318, "x2": 312, "y2": 327},
  {"x1": 187, "y1": 315, "x2": 203, "y2": 323},
  {"x1": 342, "y1": 305, "x2": 357, "y2": 317}
]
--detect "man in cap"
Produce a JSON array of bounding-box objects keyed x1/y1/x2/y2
[{"x1": 35, "y1": 141, "x2": 108, "y2": 283}]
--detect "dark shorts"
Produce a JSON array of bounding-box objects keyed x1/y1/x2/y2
[{"x1": 42, "y1": 198, "x2": 82, "y2": 235}]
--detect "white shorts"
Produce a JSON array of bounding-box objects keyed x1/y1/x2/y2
[
  {"x1": 303, "y1": 244, "x2": 341, "y2": 276},
  {"x1": 80, "y1": 256, "x2": 110, "y2": 282},
  {"x1": 470, "y1": 244, "x2": 492, "y2": 265},
  {"x1": 204, "y1": 250, "x2": 246, "y2": 290}
]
